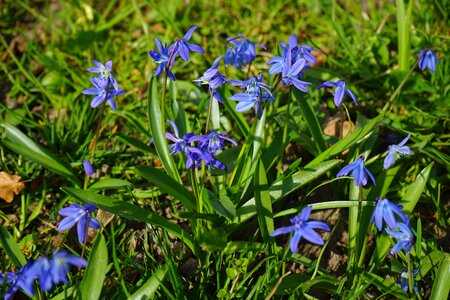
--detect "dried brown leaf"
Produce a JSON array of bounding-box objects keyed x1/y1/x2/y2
[{"x1": 0, "y1": 171, "x2": 25, "y2": 203}]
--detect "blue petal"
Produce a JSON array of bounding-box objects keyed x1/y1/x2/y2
[
  {"x1": 236, "y1": 100, "x2": 256, "y2": 112},
  {"x1": 270, "y1": 225, "x2": 296, "y2": 236},
  {"x1": 77, "y1": 217, "x2": 87, "y2": 243},
  {"x1": 290, "y1": 230, "x2": 302, "y2": 253},
  {"x1": 334, "y1": 86, "x2": 345, "y2": 107},
  {"x1": 384, "y1": 150, "x2": 396, "y2": 169},
  {"x1": 301, "y1": 226, "x2": 325, "y2": 245},
  {"x1": 183, "y1": 26, "x2": 198, "y2": 40}
]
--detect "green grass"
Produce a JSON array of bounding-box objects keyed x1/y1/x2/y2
[{"x1": 1, "y1": 0, "x2": 449, "y2": 299}]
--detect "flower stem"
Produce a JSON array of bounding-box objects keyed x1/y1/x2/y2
[
  {"x1": 205, "y1": 92, "x2": 214, "y2": 133},
  {"x1": 161, "y1": 72, "x2": 168, "y2": 128},
  {"x1": 407, "y1": 252, "x2": 414, "y2": 296},
  {"x1": 277, "y1": 87, "x2": 292, "y2": 176}
]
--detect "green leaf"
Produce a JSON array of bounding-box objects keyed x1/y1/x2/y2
[
  {"x1": 128, "y1": 265, "x2": 167, "y2": 300},
  {"x1": 80, "y1": 233, "x2": 108, "y2": 300},
  {"x1": 208, "y1": 189, "x2": 236, "y2": 221},
  {"x1": 366, "y1": 272, "x2": 407, "y2": 299},
  {"x1": 236, "y1": 159, "x2": 341, "y2": 222},
  {"x1": 417, "y1": 250, "x2": 446, "y2": 280},
  {"x1": 1, "y1": 124, "x2": 80, "y2": 186},
  {"x1": 254, "y1": 157, "x2": 274, "y2": 241},
  {"x1": 305, "y1": 114, "x2": 384, "y2": 168},
  {"x1": 147, "y1": 77, "x2": 181, "y2": 183},
  {"x1": 400, "y1": 162, "x2": 433, "y2": 214},
  {"x1": 430, "y1": 255, "x2": 450, "y2": 300},
  {"x1": 88, "y1": 178, "x2": 134, "y2": 191},
  {"x1": 293, "y1": 91, "x2": 327, "y2": 153},
  {"x1": 61, "y1": 187, "x2": 197, "y2": 256},
  {"x1": 0, "y1": 227, "x2": 26, "y2": 267},
  {"x1": 136, "y1": 165, "x2": 196, "y2": 211}
]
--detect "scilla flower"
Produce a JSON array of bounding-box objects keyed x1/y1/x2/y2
[
  {"x1": 318, "y1": 79, "x2": 357, "y2": 107},
  {"x1": 336, "y1": 156, "x2": 376, "y2": 186},
  {"x1": 418, "y1": 49, "x2": 439, "y2": 73},
  {"x1": 57, "y1": 204, "x2": 100, "y2": 243},
  {"x1": 171, "y1": 26, "x2": 204, "y2": 62},
  {"x1": 87, "y1": 60, "x2": 119, "y2": 91},
  {"x1": 383, "y1": 134, "x2": 412, "y2": 169},
  {"x1": 270, "y1": 206, "x2": 330, "y2": 253},
  {"x1": 83, "y1": 159, "x2": 95, "y2": 177},
  {"x1": 386, "y1": 222, "x2": 414, "y2": 254},
  {"x1": 371, "y1": 197, "x2": 409, "y2": 231}
]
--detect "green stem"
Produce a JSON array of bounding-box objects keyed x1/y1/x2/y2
[
  {"x1": 407, "y1": 252, "x2": 414, "y2": 296},
  {"x1": 205, "y1": 92, "x2": 214, "y2": 133},
  {"x1": 161, "y1": 72, "x2": 168, "y2": 128},
  {"x1": 348, "y1": 182, "x2": 361, "y2": 288},
  {"x1": 382, "y1": 61, "x2": 418, "y2": 112},
  {"x1": 277, "y1": 87, "x2": 292, "y2": 176}
]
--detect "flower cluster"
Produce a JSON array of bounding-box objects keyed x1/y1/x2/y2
[
  {"x1": 371, "y1": 197, "x2": 414, "y2": 254},
  {"x1": 0, "y1": 251, "x2": 86, "y2": 299},
  {"x1": 149, "y1": 26, "x2": 204, "y2": 81},
  {"x1": 165, "y1": 120, "x2": 237, "y2": 170},
  {"x1": 57, "y1": 203, "x2": 100, "y2": 244},
  {"x1": 224, "y1": 34, "x2": 264, "y2": 68},
  {"x1": 270, "y1": 206, "x2": 330, "y2": 253},
  {"x1": 82, "y1": 60, "x2": 124, "y2": 111}
]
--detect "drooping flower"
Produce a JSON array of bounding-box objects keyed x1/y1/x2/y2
[
  {"x1": 193, "y1": 58, "x2": 228, "y2": 102},
  {"x1": 57, "y1": 204, "x2": 100, "y2": 244},
  {"x1": 149, "y1": 38, "x2": 177, "y2": 81},
  {"x1": 418, "y1": 49, "x2": 439, "y2": 73},
  {"x1": 281, "y1": 49, "x2": 312, "y2": 92},
  {"x1": 28, "y1": 251, "x2": 87, "y2": 292},
  {"x1": 386, "y1": 222, "x2": 414, "y2": 254},
  {"x1": 318, "y1": 79, "x2": 357, "y2": 107},
  {"x1": 371, "y1": 197, "x2": 409, "y2": 232},
  {"x1": 1, "y1": 261, "x2": 36, "y2": 299},
  {"x1": 87, "y1": 60, "x2": 119, "y2": 91},
  {"x1": 83, "y1": 160, "x2": 95, "y2": 177},
  {"x1": 224, "y1": 34, "x2": 265, "y2": 68},
  {"x1": 198, "y1": 131, "x2": 237, "y2": 156},
  {"x1": 82, "y1": 77, "x2": 125, "y2": 111},
  {"x1": 398, "y1": 270, "x2": 419, "y2": 293},
  {"x1": 229, "y1": 74, "x2": 274, "y2": 118},
  {"x1": 171, "y1": 26, "x2": 204, "y2": 62},
  {"x1": 336, "y1": 156, "x2": 376, "y2": 186},
  {"x1": 270, "y1": 206, "x2": 330, "y2": 253},
  {"x1": 384, "y1": 135, "x2": 412, "y2": 169}
]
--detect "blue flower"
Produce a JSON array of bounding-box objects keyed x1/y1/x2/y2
[
  {"x1": 224, "y1": 34, "x2": 265, "y2": 68},
  {"x1": 418, "y1": 49, "x2": 439, "y2": 73},
  {"x1": 371, "y1": 197, "x2": 409, "y2": 231},
  {"x1": 318, "y1": 79, "x2": 357, "y2": 107},
  {"x1": 83, "y1": 160, "x2": 95, "y2": 177},
  {"x1": 165, "y1": 120, "x2": 205, "y2": 169},
  {"x1": 82, "y1": 77, "x2": 125, "y2": 111},
  {"x1": 87, "y1": 60, "x2": 119, "y2": 91},
  {"x1": 270, "y1": 206, "x2": 330, "y2": 253},
  {"x1": 386, "y1": 222, "x2": 414, "y2": 254},
  {"x1": 383, "y1": 135, "x2": 412, "y2": 169},
  {"x1": 398, "y1": 270, "x2": 419, "y2": 293},
  {"x1": 57, "y1": 204, "x2": 101, "y2": 244},
  {"x1": 1, "y1": 261, "x2": 36, "y2": 299},
  {"x1": 281, "y1": 49, "x2": 312, "y2": 92},
  {"x1": 336, "y1": 156, "x2": 376, "y2": 186},
  {"x1": 149, "y1": 38, "x2": 176, "y2": 81},
  {"x1": 171, "y1": 26, "x2": 204, "y2": 62},
  {"x1": 229, "y1": 74, "x2": 274, "y2": 118},
  {"x1": 198, "y1": 131, "x2": 237, "y2": 156},
  {"x1": 29, "y1": 251, "x2": 87, "y2": 292},
  {"x1": 193, "y1": 58, "x2": 228, "y2": 102}
]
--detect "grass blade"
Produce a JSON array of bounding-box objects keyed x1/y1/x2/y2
[
  {"x1": 80, "y1": 233, "x2": 108, "y2": 300},
  {"x1": 0, "y1": 227, "x2": 26, "y2": 267},
  {"x1": 147, "y1": 77, "x2": 181, "y2": 183},
  {"x1": 254, "y1": 157, "x2": 274, "y2": 242},
  {"x1": 136, "y1": 165, "x2": 196, "y2": 211},
  {"x1": 129, "y1": 265, "x2": 168, "y2": 300},
  {"x1": 1, "y1": 124, "x2": 80, "y2": 186},
  {"x1": 430, "y1": 255, "x2": 450, "y2": 300}
]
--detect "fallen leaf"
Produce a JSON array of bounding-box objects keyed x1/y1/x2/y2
[{"x1": 0, "y1": 171, "x2": 25, "y2": 202}]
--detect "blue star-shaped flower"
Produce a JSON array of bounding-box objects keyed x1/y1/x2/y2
[
  {"x1": 281, "y1": 49, "x2": 312, "y2": 92},
  {"x1": 198, "y1": 131, "x2": 237, "y2": 156},
  {"x1": 229, "y1": 74, "x2": 274, "y2": 119},
  {"x1": 82, "y1": 77, "x2": 125, "y2": 111},
  {"x1": 171, "y1": 26, "x2": 204, "y2": 62},
  {"x1": 336, "y1": 156, "x2": 376, "y2": 186},
  {"x1": 29, "y1": 251, "x2": 87, "y2": 292},
  {"x1": 224, "y1": 34, "x2": 265, "y2": 68},
  {"x1": 193, "y1": 58, "x2": 228, "y2": 102},
  {"x1": 1, "y1": 261, "x2": 36, "y2": 299},
  {"x1": 149, "y1": 38, "x2": 176, "y2": 81},
  {"x1": 386, "y1": 222, "x2": 414, "y2": 254},
  {"x1": 383, "y1": 134, "x2": 412, "y2": 169},
  {"x1": 418, "y1": 49, "x2": 439, "y2": 73},
  {"x1": 57, "y1": 204, "x2": 101, "y2": 244},
  {"x1": 318, "y1": 79, "x2": 358, "y2": 107},
  {"x1": 371, "y1": 197, "x2": 409, "y2": 232},
  {"x1": 270, "y1": 206, "x2": 330, "y2": 253},
  {"x1": 87, "y1": 60, "x2": 119, "y2": 91}
]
